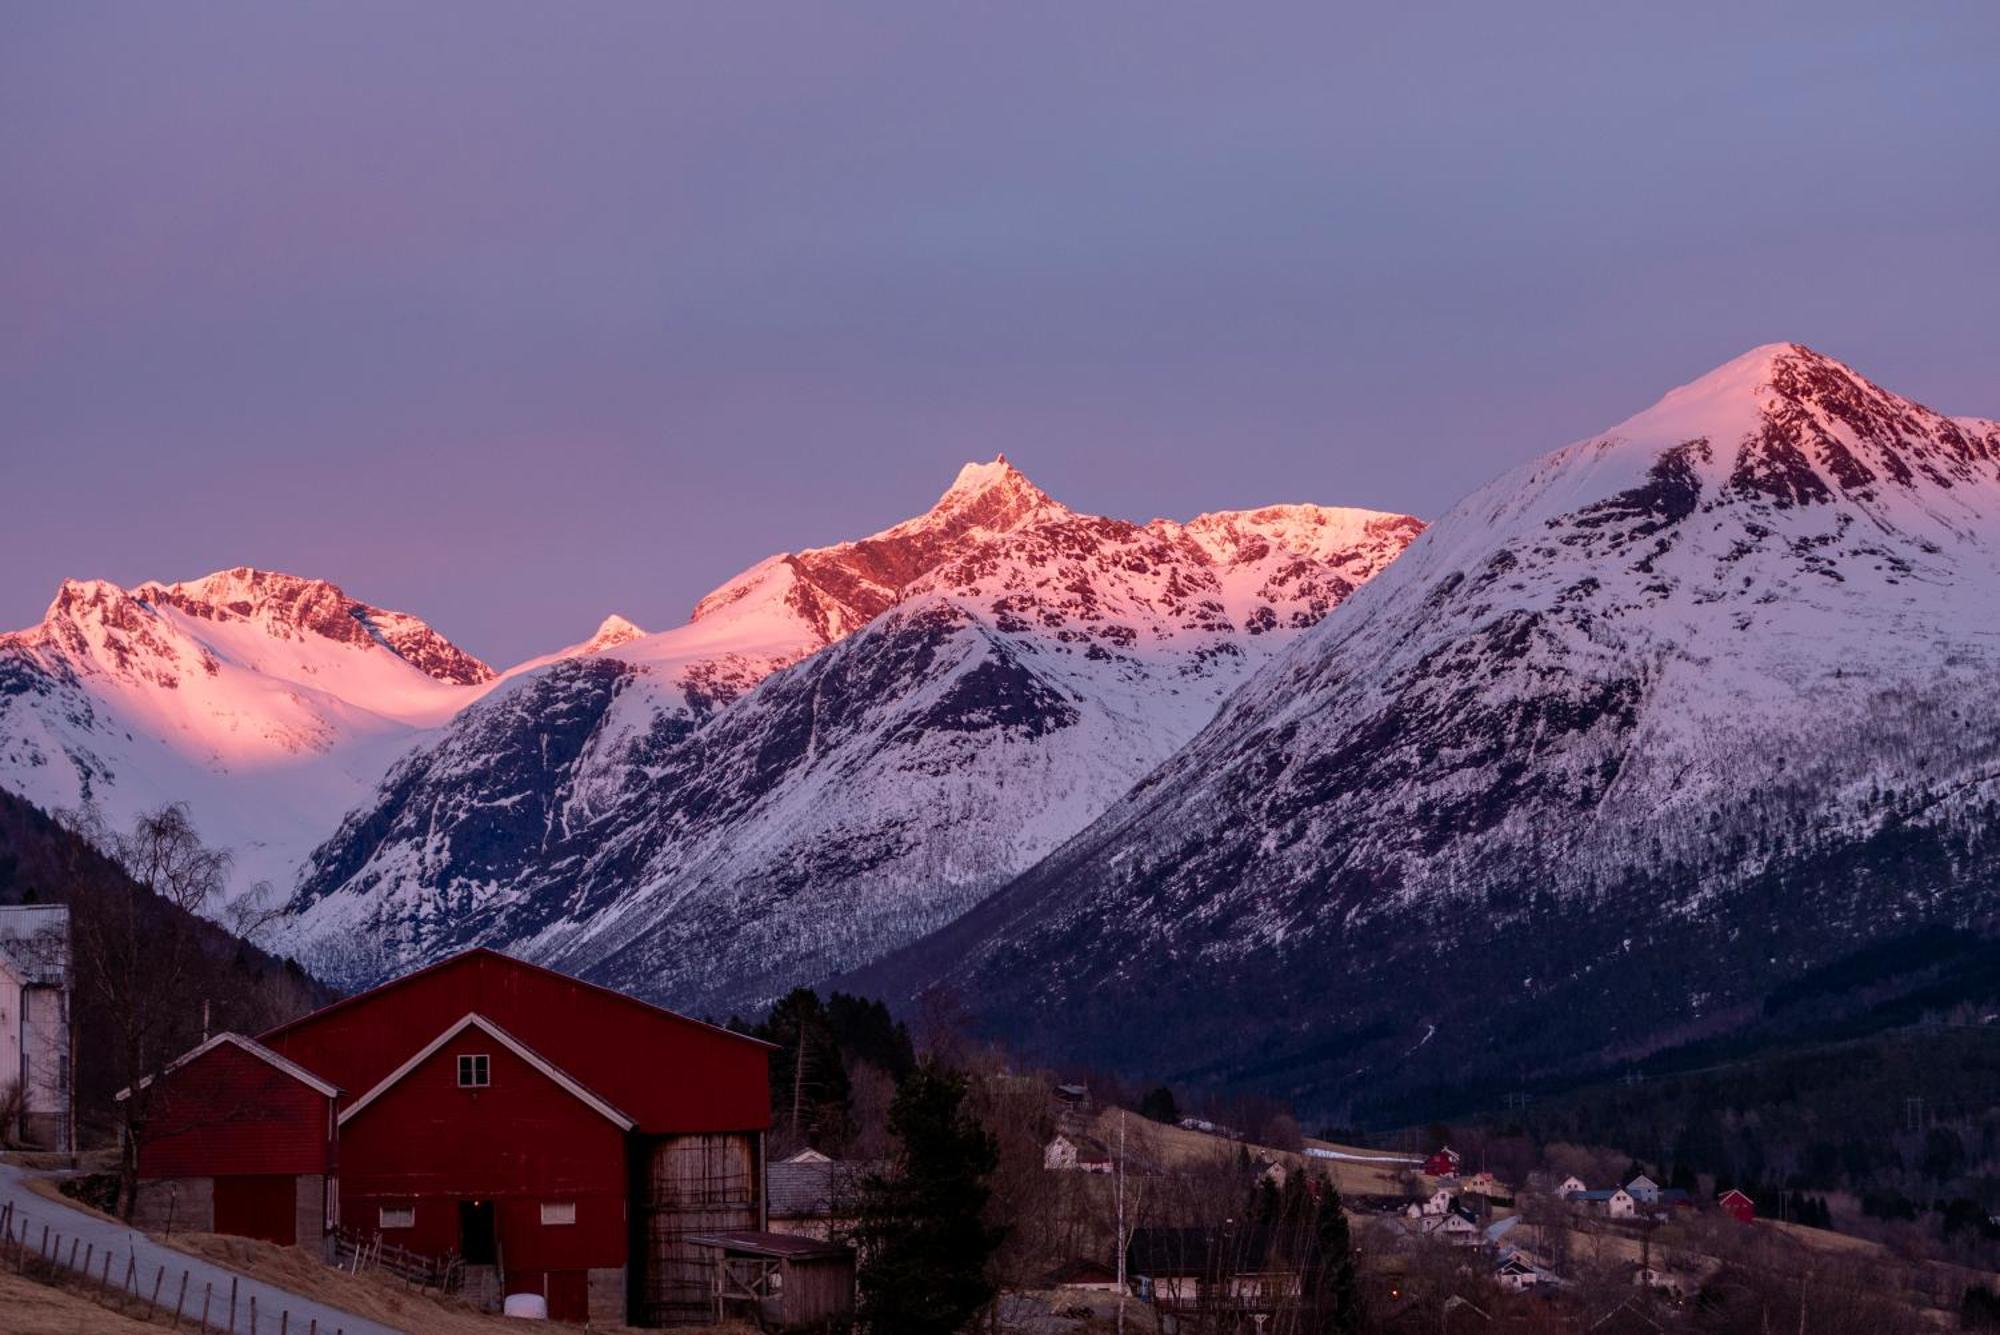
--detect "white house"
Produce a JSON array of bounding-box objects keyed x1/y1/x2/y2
[
  {"x1": 1557, "y1": 1175, "x2": 1589, "y2": 1199},
  {"x1": 1463, "y1": 1170, "x2": 1502, "y2": 1196},
  {"x1": 1625, "y1": 1174, "x2": 1661, "y2": 1205},
  {"x1": 1419, "y1": 1211, "x2": 1483, "y2": 1247},
  {"x1": 0, "y1": 905, "x2": 73, "y2": 1152},
  {"x1": 1044, "y1": 1133, "x2": 1114, "y2": 1173},
  {"x1": 1570, "y1": 1187, "x2": 1637, "y2": 1219},
  {"x1": 1406, "y1": 1186, "x2": 1455, "y2": 1217}
]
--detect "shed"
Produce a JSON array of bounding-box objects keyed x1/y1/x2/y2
[{"x1": 685, "y1": 1230, "x2": 854, "y2": 1331}]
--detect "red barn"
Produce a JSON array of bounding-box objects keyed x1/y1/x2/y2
[
  {"x1": 1422, "y1": 1146, "x2": 1462, "y2": 1178},
  {"x1": 132, "y1": 948, "x2": 774, "y2": 1326},
  {"x1": 126, "y1": 1033, "x2": 338, "y2": 1248},
  {"x1": 1717, "y1": 1188, "x2": 1756, "y2": 1223}
]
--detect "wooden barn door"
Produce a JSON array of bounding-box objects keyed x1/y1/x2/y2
[
  {"x1": 639, "y1": 1134, "x2": 757, "y2": 1324},
  {"x1": 213, "y1": 1175, "x2": 297, "y2": 1246}
]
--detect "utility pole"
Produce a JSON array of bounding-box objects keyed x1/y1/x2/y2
[{"x1": 1116, "y1": 1110, "x2": 1127, "y2": 1335}]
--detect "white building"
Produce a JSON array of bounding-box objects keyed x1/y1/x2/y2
[
  {"x1": 0, "y1": 905, "x2": 73, "y2": 1151},
  {"x1": 1043, "y1": 1133, "x2": 1113, "y2": 1173},
  {"x1": 1625, "y1": 1174, "x2": 1661, "y2": 1205},
  {"x1": 1557, "y1": 1175, "x2": 1588, "y2": 1198}
]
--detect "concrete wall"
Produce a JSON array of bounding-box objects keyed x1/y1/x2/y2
[
  {"x1": 133, "y1": 1176, "x2": 215, "y2": 1234},
  {"x1": 293, "y1": 1174, "x2": 326, "y2": 1252}
]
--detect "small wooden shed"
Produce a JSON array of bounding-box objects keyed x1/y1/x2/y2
[{"x1": 685, "y1": 1230, "x2": 855, "y2": 1330}]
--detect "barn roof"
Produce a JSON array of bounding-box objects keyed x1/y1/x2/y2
[
  {"x1": 115, "y1": 1031, "x2": 340, "y2": 1103},
  {"x1": 260, "y1": 947, "x2": 774, "y2": 1134}
]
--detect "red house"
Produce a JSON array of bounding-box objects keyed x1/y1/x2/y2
[
  {"x1": 1422, "y1": 1146, "x2": 1462, "y2": 1178},
  {"x1": 1717, "y1": 1188, "x2": 1756, "y2": 1223},
  {"x1": 132, "y1": 948, "x2": 774, "y2": 1326}
]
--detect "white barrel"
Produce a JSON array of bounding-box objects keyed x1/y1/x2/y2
[{"x1": 503, "y1": 1293, "x2": 550, "y2": 1319}]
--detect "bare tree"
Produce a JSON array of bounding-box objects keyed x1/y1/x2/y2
[{"x1": 59, "y1": 803, "x2": 232, "y2": 1217}]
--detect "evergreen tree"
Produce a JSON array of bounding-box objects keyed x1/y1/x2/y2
[
  {"x1": 1305, "y1": 1182, "x2": 1364, "y2": 1335},
  {"x1": 757, "y1": 987, "x2": 854, "y2": 1150},
  {"x1": 853, "y1": 1060, "x2": 1004, "y2": 1335},
  {"x1": 1138, "y1": 1084, "x2": 1180, "y2": 1124}
]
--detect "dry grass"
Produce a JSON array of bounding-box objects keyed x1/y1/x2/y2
[
  {"x1": 163, "y1": 1232, "x2": 750, "y2": 1334},
  {"x1": 0, "y1": 1268, "x2": 168, "y2": 1333},
  {"x1": 1089, "y1": 1110, "x2": 1413, "y2": 1197}
]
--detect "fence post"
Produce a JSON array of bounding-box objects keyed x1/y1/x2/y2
[
  {"x1": 38, "y1": 1223, "x2": 48, "y2": 1258},
  {"x1": 202, "y1": 1280, "x2": 213, "y2": 1334},
  {"x1": 174, "y1": 1267, "x2": 189, "y2": 1328},
  {"x1": 83, "y1": 1242, "x2": 93, "y2": 1281},
  {"x1": 100, "y1": 1247, "x2": 111, "y2": 1292},
  {"x1": 124, "y1": 1252, "x2": 136, "y2": 1295},
  {"x1": 281, "y1": 1310, "x2": 289, "y2": 1335},
  {"x1": 250, "y1": 1293, "x2": 258, "y2": 1334},
  {"x1": 229, "y1": 1276, "x2": 238, "y2": 1331},
  {"x1": 149, "y1": 1263, "x2": 165, "y2": 1318},
  {"x1": 67, "y1": 1236, "x2": 78, "y2": 1272}
]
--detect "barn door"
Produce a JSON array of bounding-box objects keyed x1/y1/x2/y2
[{"x1": 213, "y1": 1176, "x2": 297, "y2": 1246}]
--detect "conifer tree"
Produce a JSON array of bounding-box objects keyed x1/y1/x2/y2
[{"x1": 853, "y1": 1060, "x2": 1004, "y2": 1335}]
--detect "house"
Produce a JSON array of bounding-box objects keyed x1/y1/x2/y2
[
  {"x1": 1417, "y1": 1209, "x2": 1483, "y2": 1247},
  {"x1": 1126, "y1": 1226, "x2": 1304, "y2": 1313},
  {"x1": 1257, "y1": 1154, "x2": 1289, "y2": 1188},
  {"x1": 0, "y1": 904, "x2": 73, "y2": 1152},
  {"x1": 1044, "y1": 1132, "x2": 1114, "y2": 1173},
  {"x1": 1495, "y1": 1248, "x2": 1559, "y2": 1291},
  {"x1": 1625, "y1": 1174, "x2": 1661, "y2": 1205},
  {"x1": 767, "y1": 1152, "x2": 871, "y2": 1241},
  {"x1": 129, "y1": 947, "x2": 773, "y2": 1326},
  {"x1": 1045, "y1": 1258, "x2": 1122, "y2": 1292},
  {"x1": 1570, "y1": 1187, "x2": 1637, "y2": 1219},
  {"x1": 1422, "y1": 1146, "x2": 1462, "y2": 1177},
  {"x1": 1558, "y1": 1175, "x2": 1589, "y2": 1199},
  {"x1": 1718, "y1": 1188, "x2": 1756, "y2": 1223},
  {"x1": 1410, "y1": 1186, "x2": 1455, "y2": 1216},
  {"x1": 1462, "y1": 1170, "x2": 1503, "y2": 1197}
]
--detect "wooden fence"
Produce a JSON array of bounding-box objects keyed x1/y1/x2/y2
[{"x1": 0, "y1": 1197, "x2": 350, "y2": 1334}]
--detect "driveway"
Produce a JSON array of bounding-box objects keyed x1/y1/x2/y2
[{"x1": 0, "y1": 1163, "x2": 406, "y2": 1335}]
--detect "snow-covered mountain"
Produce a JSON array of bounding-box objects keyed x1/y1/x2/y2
[
  {"x1": 0, "y1": 568, "x2": 496, "y2": 895},
  {"x1": 277, "y1": 460, "x2": 1423, "y2": 1003},
  {"x1": 862, "y1": 346, "x2": 2000, "y2": 1116}
]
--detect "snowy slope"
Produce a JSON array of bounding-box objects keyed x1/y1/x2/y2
[
  {"x1": 865, "y1": 346, "x2": 2000, "y2": 1114},
  {"x1": 0, "y1": 568, "x2": 494, "y2": 896},
  {"x1": 278, "y1": 461, "x2": 1423, "y2": 1004}
]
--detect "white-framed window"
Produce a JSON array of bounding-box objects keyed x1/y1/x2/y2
[
  {"x1": 457, "y1": 1053, "x2": 490, "y2": 1088},
  {"x1": 540, "y1": 1201, "x2": 577, "y2": 1226},
  {"x1": 379, "y1": 1205, "x2": 415, "y2": 1230}
]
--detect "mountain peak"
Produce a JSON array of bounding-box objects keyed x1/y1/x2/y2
[
  {"x1": 582, "y1": 613, "x2": 645, "y2": 653},
  {"x1": 923, "y1": 455, "x2": 1060, "y2": 534}
]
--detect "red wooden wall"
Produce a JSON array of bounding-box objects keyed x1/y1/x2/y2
[
  {"x1": 138, "y1": 1042, "x2": 331, "y2": 1180},
  {"x1": 337, "y1": 1033, "x2": 629, "y2": 1275},
  {"x1": 263, "y1": 950, "x2": 771, "y2": 1134}
]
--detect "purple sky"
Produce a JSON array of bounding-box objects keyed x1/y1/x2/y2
[{"x1": 5, "y1": 4, "x2": 1997, "y2": 666}]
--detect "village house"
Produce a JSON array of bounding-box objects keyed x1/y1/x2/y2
[
  {"x1": 127, "y1": 948, "x2": 797, "y2": 1327},
  {"x1": 1625, "y1": 1174, "x2": 1661, "y2": 1205},
  {"x1": 1416, "y1": 1209, "x2": 1484, "y2": 1247},
  {"x1": 1125, "y1": 1225, "x2": 1302, "y2": 1315},
  {"x1": 1557, "y1": 1174, "x2": 1588, "y2": 1198},
  {"x1": 0, "y1": 904, "x2": 73, "y2": 1152},
  {"x1": 1718, "y1": 1188, "x2": 1756, "y2": 1223},
  {"x1": 767, "y1": 1149, "x2": 872, "y2": 1241},
  {"x1": 1461, "y1": 1170, "x2": 1503, "y2": 1197},
  {"x1": 1044, "y1": 1131, "x2": 1115, "y2": 1173},
  {"x1": 1408, "y1": 1186, "x2": 1456, "y2": 1217},
  {"x1": 1422, "y1": 1146, "x2": 1462, "y2": 1177},
  {"x1": 1257, "y1": 1154, "x2": 1289, "y2": 1188},
  {"x1": 1569, "y1": 1186, "x2": 1638, "y2": 1219}
]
